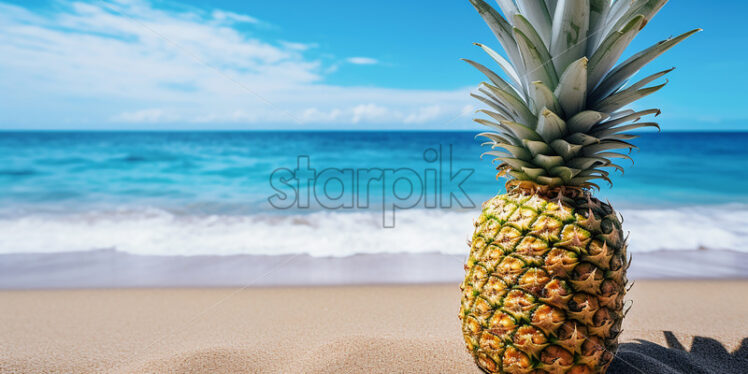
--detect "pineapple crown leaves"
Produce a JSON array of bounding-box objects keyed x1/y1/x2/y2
[{"x1": 466, "y1": 0, "x2": 700, "y2": 190}]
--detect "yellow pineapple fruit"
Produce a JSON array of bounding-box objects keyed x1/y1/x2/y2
[
  {"x1": 461, "y1": 189, "x2": 626, "y2": 373},
  {"x1": 460, "y1": 0, "x2": 699, "y2": 372}
]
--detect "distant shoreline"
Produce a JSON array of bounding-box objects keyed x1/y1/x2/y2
[{"x1": 2, "y1": 249, "x2": 747, "y2": 289}]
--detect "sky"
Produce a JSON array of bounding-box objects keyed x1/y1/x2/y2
[{"x1": 0, "y1": 0, "x2": 745, "y2": 130}]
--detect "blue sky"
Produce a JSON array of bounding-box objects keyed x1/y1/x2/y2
[{"x1": 0, "y1": 0, "x2": 745, "y2": 130}]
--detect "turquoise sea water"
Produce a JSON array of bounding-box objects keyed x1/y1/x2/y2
[
  {"x1": 0, "y1": 131, "x2": 746, "y2": 256},
  {"x1": 1, "y1": 131, "x2": 747, "y2": 207}
]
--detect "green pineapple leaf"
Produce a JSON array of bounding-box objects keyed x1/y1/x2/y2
[
  {"x1": 471, "y1": 93, "x2": 518, "y2": 122},
  {"x1": 468, "y1": 0, "x2": 524, "y2": 73},
  {"x1": 594, "y1": 108, "x2": 661, "y2": 131},
  {"x1": 592, "y1": 28, "x2": 701, "y2": 99},
  {"x1": 587, "y1": 0, "x2": 612, "y2": 54},
  {"x1": 567, "y1": 110, "x2": 608, "y2": 133},
  {"x1": 555, "y1": 57, "x2": 588, "y2": 117},
  {"x1": 588, "y1": 15, "x2": 645, "y2": 91},
  {"x1": 593, "y1": 81, "x2": 667, "y2": 113},
  {"x1": 523, "y1": 139, "x2": 553, "y2": 157},
  {"x1": 473, "y1": 43, "x2": 523, "y2": 91},
  {"x1": 550, "y1": 0, "x2": 590, "y2": 74},
  {"x1": 465, "y1": 0, "x2": 698, "y2": 188},
  {"x1": 537, "y1": 108, "x2": 567, "y2": 142},
  {"x1": 514, "y1": 28, "x2": 559, "y2": 89},
  {"x1": 516, "y1": 0, "x2": 553, "y2": 46},
  {"x1": 481, "y1": 84, "x2": 537, "y2": 126},
  {"x1": 463, "y1": 59, "x2": 524, "y2": 100},
  {"x1": 530, "y1": 81, "x2": 563, "y2": 115}
]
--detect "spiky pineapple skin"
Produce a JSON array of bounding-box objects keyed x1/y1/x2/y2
[{"x1": 460, "y1": 191, "x2": 627, "y2": 374}]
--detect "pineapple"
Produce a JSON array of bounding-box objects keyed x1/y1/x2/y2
[{"x1": 459, "y1": 1, "x2": 699, "y2": 373}]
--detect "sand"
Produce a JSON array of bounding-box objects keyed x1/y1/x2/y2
[{"x1": 0, "y1": 281, "x2": 746, "y2": 374}]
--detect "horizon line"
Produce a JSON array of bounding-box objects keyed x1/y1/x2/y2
[{"x1": 0, "y1": 129, "x2": 746, "y2": 133}]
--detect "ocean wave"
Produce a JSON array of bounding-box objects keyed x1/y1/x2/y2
[
  {"x1": 0, "y1": 205, "x2": 747, "y2": 256},
  {"x1": 0, "y1": 168, "x2": 39, "y2": 177}
]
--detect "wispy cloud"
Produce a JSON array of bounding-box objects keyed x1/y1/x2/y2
[
  {"x1": 346, "y1": 57, "x2": 379, "y2": 65},
  {"x1": 0, "y1": 0, "x2": 471, "y2": 129},
  {"x1": 210, "y1": 9, "x2": 259, "y2": 24},
  {"x1": 110, "y1": 108, "x2": 176, "y2": 123}
]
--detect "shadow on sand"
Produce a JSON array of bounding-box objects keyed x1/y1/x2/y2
[{"x1": 609, "y1": 331, "x2": 748, "y2": 374}]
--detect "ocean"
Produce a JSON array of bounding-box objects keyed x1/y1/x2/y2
[{"x1": 0, "y1": 131, "x2": 747, "y2": 259}]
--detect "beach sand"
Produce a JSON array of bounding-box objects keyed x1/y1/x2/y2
[{"x1": 1, "y1": 281, "x2": 746, "y2": 374}]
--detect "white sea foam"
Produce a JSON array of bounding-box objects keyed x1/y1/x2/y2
[{"x1": 0, "y1": 205, "x2": 747, "y2": 256}]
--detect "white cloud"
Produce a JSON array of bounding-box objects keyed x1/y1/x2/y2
[
  {"x1": 300, "y1": 108, "x2": 342, "y2": 123},
  {"x1": 352, "y1": 104, "x2": 389, "y2": 123},
  {"x1": 346, "y1": 57, "x2": 379, "y2": 65},
  {"x1": 211, "y1": 10, "x2": 259, "y2": 24},
  {"x1": 404, "y1": 105, "x2": 442, "y2": 124},
  {"x1": 111, "y1": 108, "x2": 176, "y2": 123},
  {"x1": 461, "y1": 104, "x2": 476, "y2": 116},
  {"x1": 0, "y1": 0, "x2": 473, "y2": 129},
  {"x1": 281, "y1": 41, "x2": 317, "y2": 51}
]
